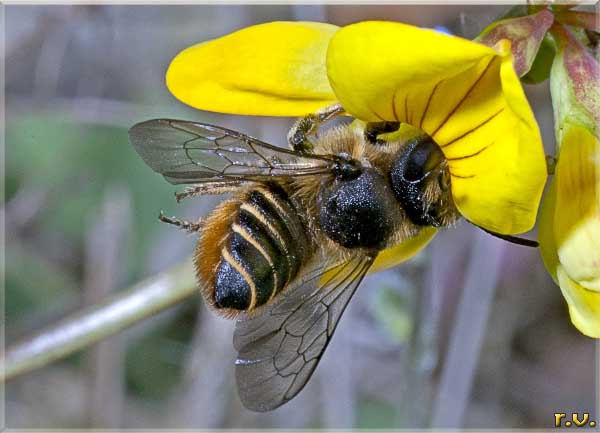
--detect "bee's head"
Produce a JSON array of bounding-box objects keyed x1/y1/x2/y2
[
  {"x1": 389, "y1": 135, "x2": 458, "y2": 227},
  {"x1": 318, "y1": 164, "x2": 397, "y2": 250}
]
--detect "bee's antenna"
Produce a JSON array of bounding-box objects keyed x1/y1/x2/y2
[{"x1": 476, "y1": 225, "x2": 539, "y2": 248}]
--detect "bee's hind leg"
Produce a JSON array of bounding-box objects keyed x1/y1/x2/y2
[
  {"x1": 159, "y1": 211, "x2": 204, "y2": 233},
  {"x1": 288, "y1": 103, "x2": 344, "y2": 153},
  {"x1": 175, "y1": 181, "x2": 246, "y2": 202},
  {"x1": 364, "y1": 121, "x2": 401, "y2": 145}
]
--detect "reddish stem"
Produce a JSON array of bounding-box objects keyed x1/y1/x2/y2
[
  {"x1": 551, "y1": 4, "x2": 580, "y2": 12},
  {"x1": 555, "y1": 10, "x2": 600, "y2": 32}
]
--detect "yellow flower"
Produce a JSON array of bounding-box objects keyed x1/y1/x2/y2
[
  {"x1": 167, "y1": 20, "x2": 547, "y2": 270},
  {"x1": 326, "y1": 22, "x2": 546, "y2": 234},
  {"x1": 539, "y1": 24, "x2": 600, "y2": 337}
]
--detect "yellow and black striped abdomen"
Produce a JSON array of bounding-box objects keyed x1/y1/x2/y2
[{"x1": 213, "y1": 184, "x2": 310, "y2": 311}]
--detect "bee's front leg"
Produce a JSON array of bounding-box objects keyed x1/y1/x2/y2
[
  {"x1": 364, "y1": 121, "x2": 401, "y2": 145},
  {"x1": 288, "y1": 103, "x2": 344, "y2": 153}
]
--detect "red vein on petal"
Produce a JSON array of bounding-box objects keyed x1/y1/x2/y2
[
  {"x1": 368, "y1": 104, "x2": 386, "y2": 121},
  {"x1": 440, "y1": 107, "x2": 505, "y2": 148},
  {"x1": 446, "y1": 143, "x2": 491, "y2": 161},
  {"x1": 430, "y1": 58, "x2": 495, "y2": 138},
  {"x1": 419, "y1": 80, "x2": 443, "y2": 129}
]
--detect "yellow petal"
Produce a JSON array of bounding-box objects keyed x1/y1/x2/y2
[
  {"x1": 167, "y1": 21, "x2": 338, "y2": 116},
  {"x1": 538, "y1": 179, "x2": 560, "y2": 285},
  {"x1": 554, "y1": 123, "x2": 600, "y2": 291},
  {"x1": 327, "y1": 22, "x2": 547, "y2": 234},
  {"x1": 371, "y1": 227, "x2": 437, "y2": 273},
  {"x1": 557, "y1": 266, "x2": 600, "y2": 338}
]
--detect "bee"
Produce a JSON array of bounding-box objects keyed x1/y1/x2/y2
[{"x1": 129, "y1": 103, "x2": 536, "y2": 412}]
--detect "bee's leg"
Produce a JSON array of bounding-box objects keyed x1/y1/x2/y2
[
  {"x1": 364, "y1": 121, "x2": 401, "y2": 145},
  {"x1": 159, "y1": 211, "x2": 204, "y2": 233},
  {"x1": 288, "y1": 115, "x2": 319, "y2": 153},
  {"x1": 175, "y1": 181, "x2": 245, "y2": 202},
  {"x1": 288, "y1": 103, "x2": 344, "y2": 153}
]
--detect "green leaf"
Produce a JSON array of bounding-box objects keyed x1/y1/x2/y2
[{"x1": 521, "y1": 33, "x2": 557, "y2": 84}]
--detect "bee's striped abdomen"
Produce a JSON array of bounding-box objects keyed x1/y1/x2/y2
[{"x1": 214, "y1": 184, "x2": 309, "y2": 311}]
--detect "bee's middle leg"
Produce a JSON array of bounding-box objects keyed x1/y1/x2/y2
[{"x1": 288, "y1": 103, "x2": 344, "y2": 153}]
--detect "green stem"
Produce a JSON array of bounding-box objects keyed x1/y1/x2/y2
[
  {"x1": 2, "y1": 260, "x2": 197, "y2": 382},
  {"x1": 546, "y1": 155, "x2": 557, "y2": 175}
]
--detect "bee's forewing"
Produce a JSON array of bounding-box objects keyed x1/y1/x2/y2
[
  {"x1": 128, "y1": 119, "x2": 336, "y2": 185},
  {"x1": 233, "y1": 253, "x2": 375, "y2": 412}
]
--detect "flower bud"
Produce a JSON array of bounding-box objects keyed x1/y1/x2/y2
[
  {"x1": 539, "y1": 23, "x2": 600, "y2": 337},
  {"x1": 477, "y1": 9, "x2": 554, "y2": 77}
]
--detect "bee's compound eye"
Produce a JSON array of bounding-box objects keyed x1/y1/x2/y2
[
  {"x1": 402, "y1": 137, "x2": 444, "y2": 182},
  {"x1": 318, "y1": 168, "x2": 396, "y2": 249},
  {"x1": 390, "y1": 136, "x2": 447, "y2": 226}
]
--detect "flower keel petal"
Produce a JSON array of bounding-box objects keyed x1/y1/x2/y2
[
  {"x1": 327, "y1": 22, "x2": 546, "y2": 234},
  {"x1": 371, "y1": 227, "x2": 437, "y2": 273},
  {"x1": 557, "y1": 266, "x2": 600, "y2": 338}
]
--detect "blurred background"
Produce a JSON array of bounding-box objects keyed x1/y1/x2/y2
[{"x1": 4, "y1": 4, "x2": 598, "y2": 429}]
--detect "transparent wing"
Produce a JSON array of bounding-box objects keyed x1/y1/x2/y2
[
  {"x1": 233, "y1": 253, "x2": 376, "y2": 412},
  {"x1": 129, "y1": 119, "x2": 337, "y2": 184}
]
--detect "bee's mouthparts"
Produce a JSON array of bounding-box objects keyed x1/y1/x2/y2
[{"x1": 333, "y1": 155, "x2": 363, "y2": 180}]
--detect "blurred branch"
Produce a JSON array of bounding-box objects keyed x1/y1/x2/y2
[
  {"x1": 168, "y1": 304, "x2": 234, "y2": 428},
  {"x1": 2, "y1": 260, "x2": 196, "y2": 382},
  {"x1": 7, "y1": 96, "x2": 168, "y2": 128},
  {"x1": 399, "y1": 246, "x2": 442, "y2": 428},
  {"x1": 319, "y1": 315, "x2": 356, "y2": 428},
  {"x1": 83, "y1": 186, "x2": 130, "y2": 428},
  {"x1": 431, "y1": 231, "x2": 505, "y2": 428},
  {"x1": 33, "y1": 10, "x2": 72, "y2": 99},
  {"x1": 4, "y1": 182, "x2": 49, "y2": 233}
]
